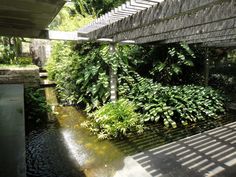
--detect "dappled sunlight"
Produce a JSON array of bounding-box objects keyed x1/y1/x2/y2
[
  {"x1": 55, "y1": 105, "x2": 126, "y2": 177},
  {"x1": 44, "y1": 87, "x2": 58, "y2": 106},
  {"x1": 43, "y1": 87, "x2": 127, "y2": 177},
  {"x1": 132, "y1": 122, "x2": 236, "y2": 177},
  {"x1": 62, "y1": 129, "x2": 89, "y2": 167},
  {"x1": 42, "y1": 87, "x2": 236, "y2": 177}
]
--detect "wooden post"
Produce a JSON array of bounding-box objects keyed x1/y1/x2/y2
[
  {"x1": 205, "y1": 53, "x2": 210, "y2": 87},
  {"x1": 109, "y1": 43, "x2": 118, "y2": 102}
]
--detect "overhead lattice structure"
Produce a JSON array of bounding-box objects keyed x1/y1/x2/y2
[{"x1": 78, "y1": 0, "x2": 236, "y2": 47}]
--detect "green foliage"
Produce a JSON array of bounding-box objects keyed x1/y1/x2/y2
[
  {"x1": 47, "y1": 41, "x2": 144, "y2": 111},
  {"x1": 81, "y1": 99, "x2": 144, "y2": 139},
  {"x1": 0, "y1": 37, "x2": 16, "y2": 64},
  {"x1": 25, "y1": 88, "x2": 51, "y2": 123},
  {"x1": 119, "y1": 77, "x2": 226, "y2": 128},
  {"x1": 48, "y1": 40, "x2": 226, "y2": 131},
  {"x1": 150, "y1": 42, "x2": 195, "y2": 84},
  {"x1": 47, "y1": 42, "x2": 110, "y2": 110},
  {"x1": 73, "y1": 0, "x2": 127, "y2": 16},
  {"x1": 11, "y1": 57, "x2": 32, "y2": 65},
  {"x1": 50, "y1": 4, "x2": 94, "y2": 31},
  {"x1": 228, "y1": 49, "x2": 236, "y2": 63},
  {"x1": 0, "y1": 36, "x2": 31, "y2": 65}
]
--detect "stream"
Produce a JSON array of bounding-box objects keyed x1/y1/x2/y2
[
  {"x1": 26, "y1": 87, "x2": 236, "y2": 177},
  {"x1": 26, "y1": 87, "x2": 125, "y2": 177}
]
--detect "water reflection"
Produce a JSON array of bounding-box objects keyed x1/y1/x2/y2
[
  {"x1": 62, "y1": 129, "x2": 89, "y2": 167},
  {"x1": 26, "y1": 126, "x2": 85, "y2": 177},
  {"x1": 55, "y1": 106, "x2": 125, "y2": 177}
]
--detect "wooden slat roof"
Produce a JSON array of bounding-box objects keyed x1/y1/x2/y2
[{"x1": 78, "y1": 0, "x2": 236, "y2": 47}]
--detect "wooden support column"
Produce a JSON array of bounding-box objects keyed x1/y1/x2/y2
[
  {"x1": 109, "y1": 43, "x2": 118, "y2": 102},
  {"x1": 205, "y1": 52, "x2": 210, "y2": 87}
]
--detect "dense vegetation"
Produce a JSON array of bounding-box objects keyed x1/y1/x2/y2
[
  {"x1": 25, "y1": 88, "x2": 51, "y2": 124},
  {"x1": 47, "y1": 42, "x2": 227, "y2": 139},
  {"x1": 72, "y1": 0, "x2": 127, "y2": 16},
  {"x1": 46, "y1": 3, "x2": 230, "y2": 139},
  {"x1": 82, "y1": 99, "x2": 144, "y2": 139},
  {"x1": 0, "y1": 36, "x2": 32, "y2": 65}
]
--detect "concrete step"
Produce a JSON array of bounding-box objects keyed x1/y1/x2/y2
[
  {"x1": 39, "y1": 72, "x2": 48, "y2": 79},
  {"x1": 40, "y1": 79, "x2": 56, "y2": 88},
  {"x1": 39, "y1": 68, "x2": 47, "y2": 72}
]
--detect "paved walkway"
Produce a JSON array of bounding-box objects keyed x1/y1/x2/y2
[
  {"x1": 114, "y1": 121, "x2": 236, "y2": 177},
  {"x1": 0, "y1": 84, "x2": 26, "y2": 177}
]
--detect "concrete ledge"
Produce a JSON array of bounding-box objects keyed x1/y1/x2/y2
[
  {"x1": 0, "y1": 84, "x2": 26, "y2": 177},
  {"x1": 0, "y1": 66, "x2": 40, "y2": 87}
]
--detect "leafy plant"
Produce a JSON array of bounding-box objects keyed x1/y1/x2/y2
[
  {"x1": 150, "y1": 42, "x2": 195, "y2": 84},
  {"x1": 81, "y1": 99, "x2": 144, "y2": 139},
  {"x1": 11, "y1": 57, "x2": 32, "y2": 65},
  {"x1": 119, "y1": 77, "x2": 226, "y2": 128},
  {"x1": 0, "y1": 37, "x2": 16, "y2": 64},
  {"x1": 47, "y1": 41, "x2": 144, "y2": 112},
  {"x1": 25, "y1": 88, "x2": 51, "y2": 123},
  {"x1": 72, "y1": 0, "x2": 127, "y2": 16},
  {"x1": 47, "y1": 42, "x2": 110, "y2": 110}
]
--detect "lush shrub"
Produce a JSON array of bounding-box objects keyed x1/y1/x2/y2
[
  {"x1": 25, "y1": 88, "x2": 51, "y2": 123},
  {"x1": 150, "y1": 42, "x2": 195, "y2": 84},
  {"x1": 12, "y1": 57, "x2": 33, "y2": 65},
  {"x1": 47, "y1": 42, "x2": 144, "y2": 111},
  {"x1": 81, "y1": 99, "x2": 144, "y2": 139},
  {"x1": 119, "y1": 77, "x2": 226, "y2": 128},
  {"x1": 47, "y1": 42, "x2": 110, "y2": 110}
]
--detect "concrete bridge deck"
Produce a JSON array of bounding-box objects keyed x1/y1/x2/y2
[
  {"x1": 115, "y1": 121, "x2": 236, "y2": 177},
  {"x1": 0, "y1": 84, "x2": 25, "y2": 177}
]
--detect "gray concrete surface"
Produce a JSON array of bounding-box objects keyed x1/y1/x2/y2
[
  {"x1": 127, "y1": 121, "x2": 236, "y2": 177},
  {"x1": 0, "y1": 84, "x2": 26, "y2": 177}
]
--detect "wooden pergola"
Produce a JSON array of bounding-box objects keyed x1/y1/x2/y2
[
  {"x1": 0, "y1": 0, "x2": 235, "y2": 48},
  {"x1": 77, "y1": 0, "x2": 236, "y2": 47},
  {"x1": 76, "y1": 0, "x2": 236, "y2": 101}
]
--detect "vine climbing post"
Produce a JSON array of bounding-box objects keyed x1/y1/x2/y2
[{"x1": 109, "y1": 43, "x2": 118, "y2": 102}]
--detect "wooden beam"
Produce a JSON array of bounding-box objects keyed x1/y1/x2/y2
[
  {"x1": 88, "y1": 0, "x2": 227, "y2": 39},
  {"x1": 204, "y1": 40, "x2": 236, "y2": 47},
  {"x1": 112, "y1": 0, "x2": 235, "y2": 42},
  {"x1": 134, "y1": 22, "x2": 236, "y2": 44}
]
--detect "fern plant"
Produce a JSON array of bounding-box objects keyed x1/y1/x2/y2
[{"x1": 81, "y1": 99, "x2": 144, "y2": 139}]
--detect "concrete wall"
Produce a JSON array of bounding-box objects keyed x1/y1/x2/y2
[{"x1": 0, "y1": 67, "x2": 40, "y2": 88}]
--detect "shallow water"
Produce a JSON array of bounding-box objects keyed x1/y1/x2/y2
[
  {"x1": 26, "y1": 88, "x2": 126, "y2": 177},
  {"x1": 26, "y1": 87, "x2": 236, "y2": 177},
  {"x1": 26, "y1": 126, "x2": 85, "y2": 177}
]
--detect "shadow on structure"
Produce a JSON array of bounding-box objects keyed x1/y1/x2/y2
[{"x1": 131, "y1": 121, "x2": 236, "y2": 177}]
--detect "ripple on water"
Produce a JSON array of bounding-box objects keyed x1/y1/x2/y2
[{"x1": 26, "y1": 126, "x2": 85, "y2": 177}]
